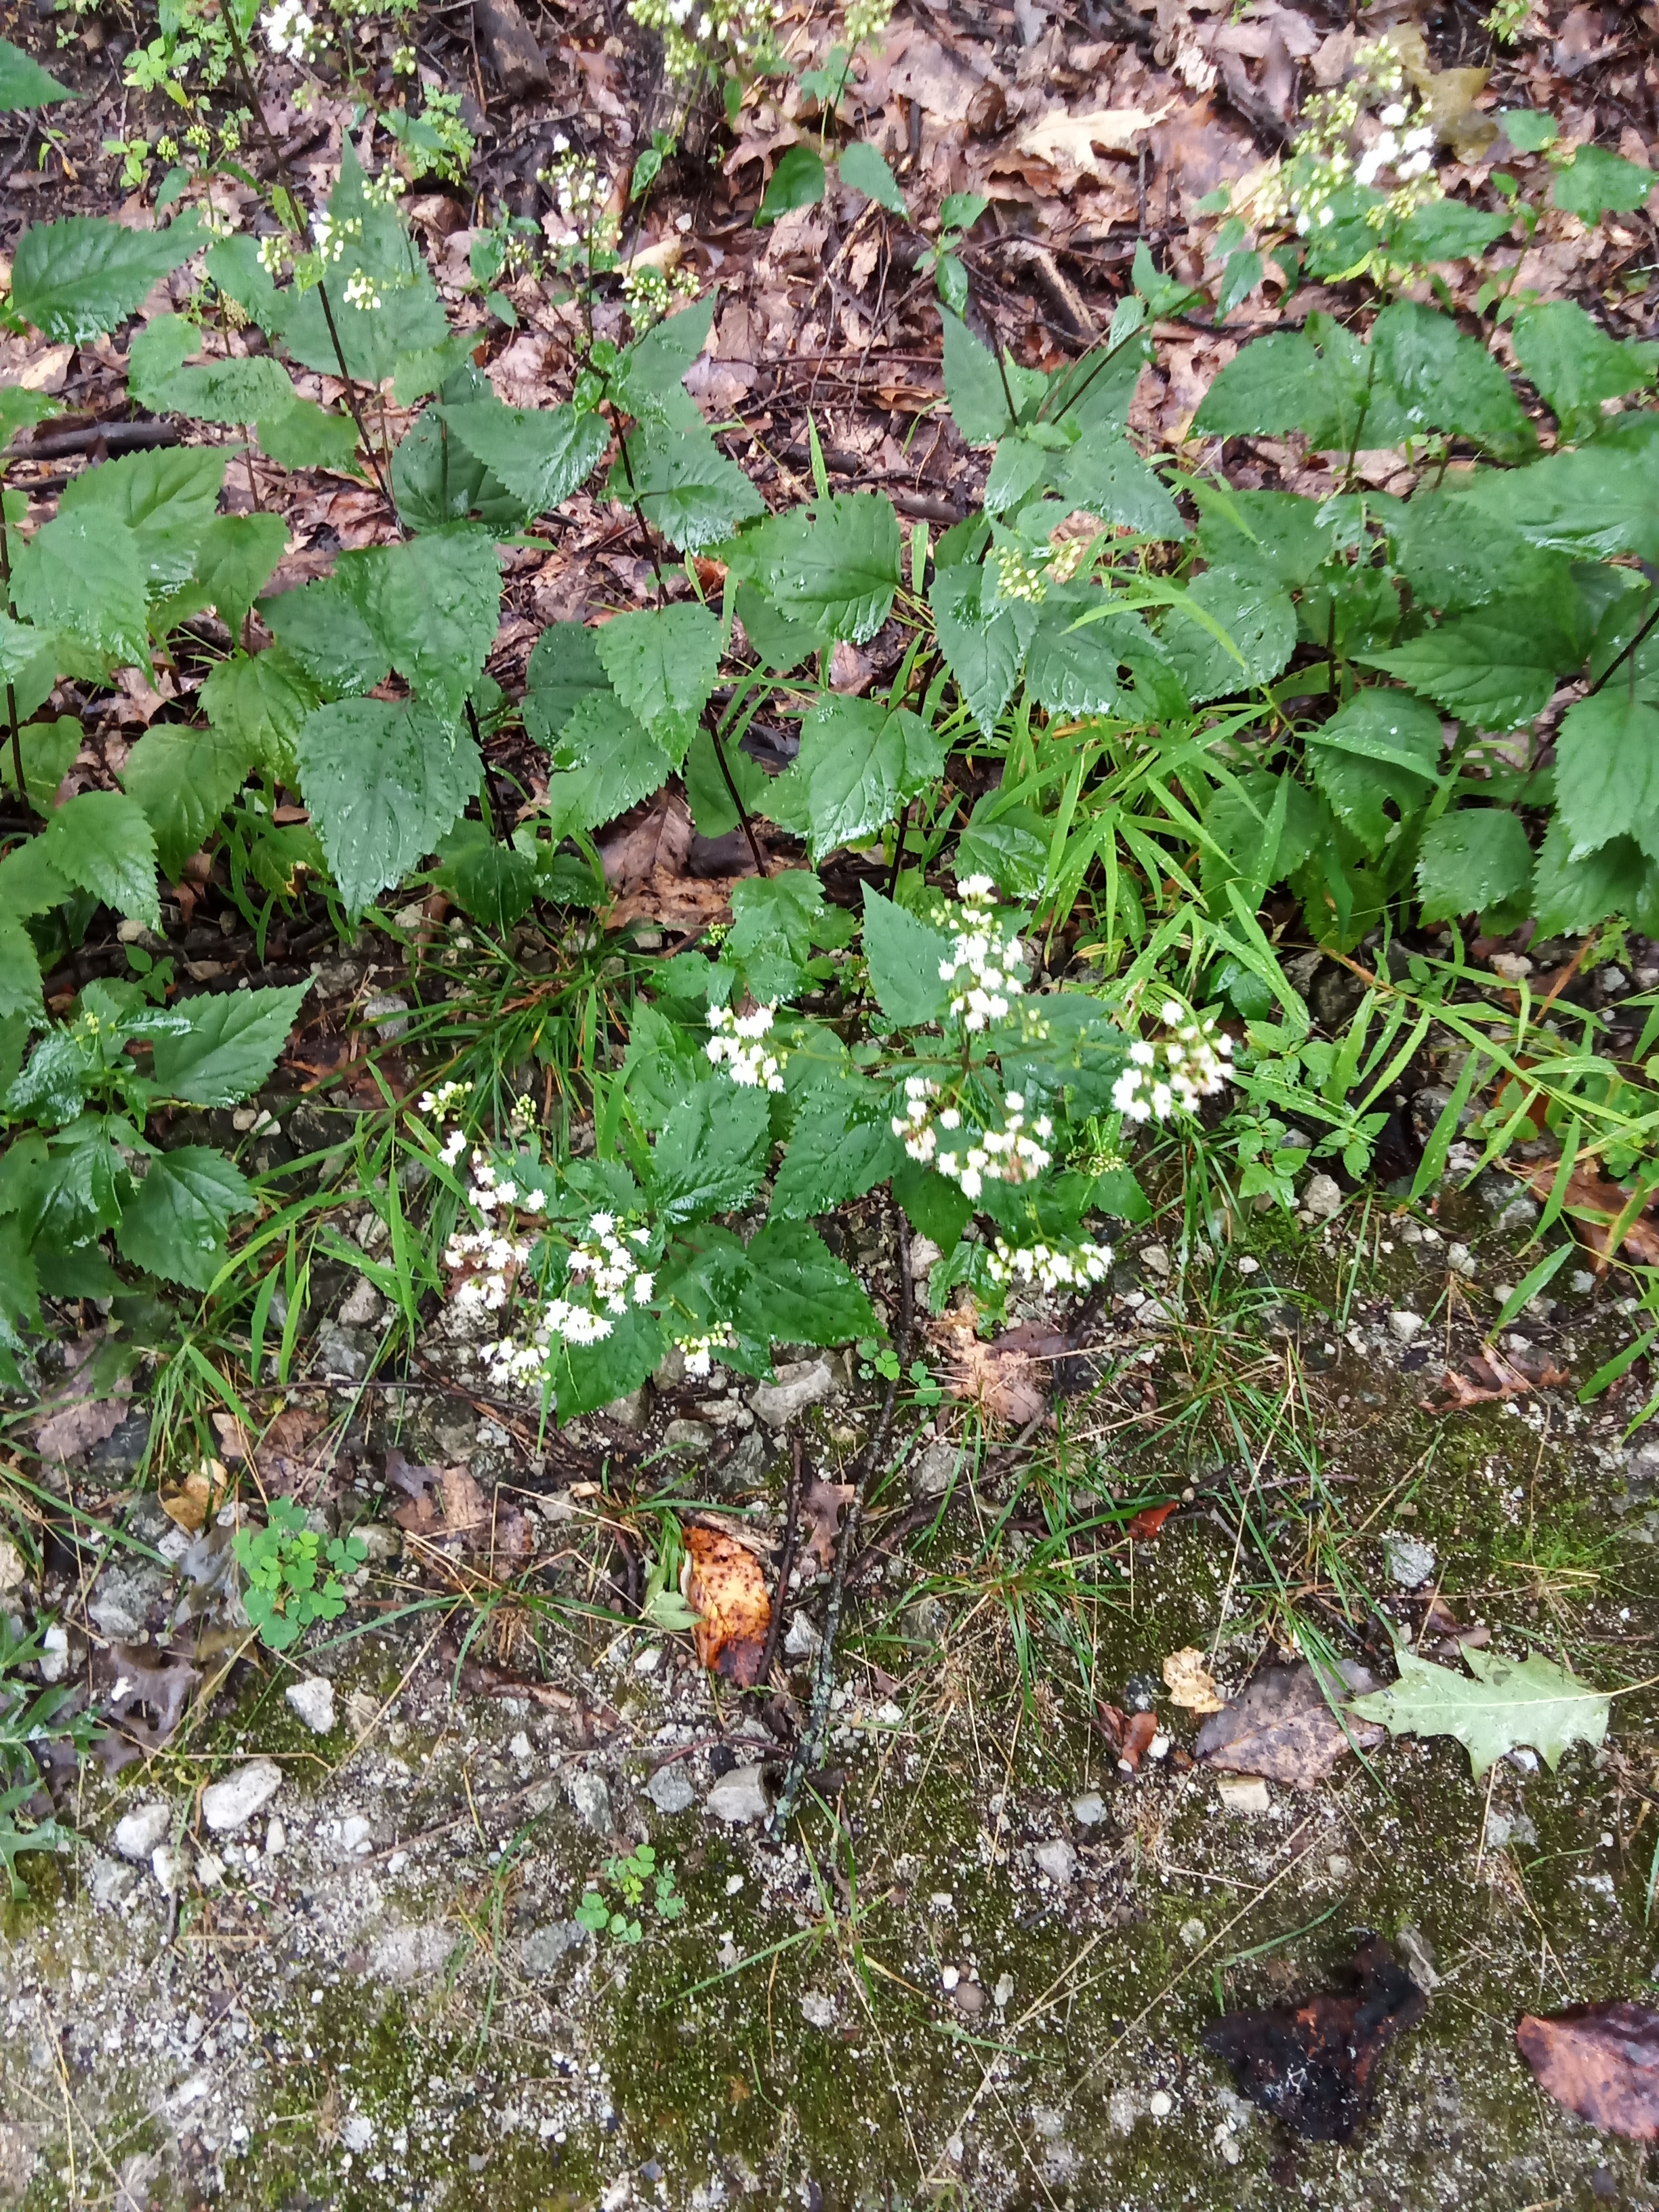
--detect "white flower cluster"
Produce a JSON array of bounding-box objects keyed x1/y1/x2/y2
[
  {"x1": 890, "y1": 1082, "x2": 1053, "y2": 1202},
  {"x1": 989, "y1": 533, "x2": 1090, "y2": 608},
  {"x1": 310, "y1": 210, "x2": 363, "y2": 264},
  {"x1": 343, "y1": 269, "x2": 380, "y2": 310},
  {"x1": 419, "y1": 1081, "x2": 474, "y2": 1167},
  {"x1": 262, "y1": 0, "x2": 319, "y2": 60},
  {"x1": 538, "y1": 148, "x2": 615, "y2": 251},
  {"x1": 480, "y1": 1210, "x2": 655, "y2": 1387},
  {"x1": 1110, "y1": 1001, "x2": 1233, "y2": 1124},
  {"x1": 1355, "y1": 102, "x2": 1437, "y2": 188},
  {"x1": 705, "y1": 1002, "x2": 785, "y2": 1090},
  {"x1": 938, "y1": 876, "x2": 1027, "y2": 1032},
  {"x1": 1251, "y1": 41, "x2": 1442, "y2": 241},
  {"x1": 621, "y1": 259, "x2": 701, "y2": 336},
  {"x1": 627, "y1": 0, "x2": 770, "y2": 79},
  {"x1": 676, "y1": 1329, "x2": 733, "y2": 1379},
  {"x1": 443, "y1": 1151, "x2": 548, "y2": 1325},
  {"x1": 985, "y1": 1235, "x2": 1111, "y2": 1294}
]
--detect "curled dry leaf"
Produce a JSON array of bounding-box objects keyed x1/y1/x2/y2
[
  {"x1": 159, "y1": 1460, "x2": 234, "y2": 1534},
  {"x1": 934, "y1": 1311, "x2": 1063, "y2": 1426},
  {"x1": 799, "y1": 1472, "x2": 856, "y2": 1572},
  {"x1": 1516, "y1": 2003, "x2": 1659, "y2": 2139},
  {"x1": 1163, "y1": 1645, "x2": 1226, "y2": 1713},
  {"x1": 1203, "y1": 1938, "x2": 1429, "y2": 2142},
  {"x1": 1428, "y1": 1345, "x2": 1570, "y2": 1413},
  {"x1": 1115, "y1": 1709, "x2": 1159, "y2": 1774},
  {"x1": 1521, "y1": 1155, "x2": 1659, "y2": 1272},
  {"x1": 1123, "y1": 1499, "x2": 1179, "y2": 1540},
  {"x1": 1015, "y1": 104, "x2": 1168, "y2": 180},
  {"x1": 684, "y1": 1525, "x2": 772, "y2": 1689},
  {"x1": 1195, "y1": 1659, "x2": 1385, "y2": 1790}
]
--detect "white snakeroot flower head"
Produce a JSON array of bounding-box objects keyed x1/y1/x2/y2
[
  {"x1": 706, "y1": 1001, "x2": 787, "y2": 1090},
  {"x1": 937, "y1": 876, "x2": 1027, "y2": 1033},
  {"x1": 986, "y1": 1235, "x2": 1111, "y2": 1295},
  {"x1": 343, "y1": 270, "x2": 380, "y2": 312},
  {"x1": 262, "y1": 0, "x2": 319, "y2": 60},
  {"x1": 1113, "y1": 1004, "x2": 1233, "y2": 1124}
]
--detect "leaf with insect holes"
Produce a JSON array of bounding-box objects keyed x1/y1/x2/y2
[
  {"x1": 609, "y1": 419, "x2": 764, "y2": 553},
  {"x1": 41, "y1": 792, "x2": 159, "y2": 926},
  {"x1": 293, "y1": 698, "x2": 480, "y2": 914},
  {"x1": 0, "y1": 35, "x2": 75, "y2": 108},
  {"x1": 121, "y1": 722, "x2": 259, "y2": 882},
  {"x1": 115, "y1": 1146, "x2": 252, "y2": 1290},
  {"x1": 1348, "y1": 1644, "x2": 1609, "y2": 1779},
  {"x1": 9, "y1": 213, "x2": 201, "y2": 344},
  {"x1": 594, "y1": 602, "x2": 721, "y2": 756},
  {"x1": 150, "y1": 981, "x2": 312, "y2": 1106},
  {"x1": 441, "y1": 399, "x2": 609, "y2": 515}
]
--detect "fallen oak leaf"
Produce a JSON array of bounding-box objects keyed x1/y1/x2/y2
[
  {"x1": 1163, "y1": 1645, "x2": 1226, "y2": 1714},
  {"x1": 1203, "y1": 1938, "x2": 1429, "y2": 2142},
  {"x1": 1517, "y1": 2003, "x2": 1659, "y2": 2139},
  {"x1": 934, "y1": 1310, "x2": 1063, "y2": 1426},
  {"x1": 1195, "y1": 1658, "x2": 1385, "y2": 1790},
  {"x1": 1427, "y1": 1345, "x2": 1569, "y2": 1413},
  {"x1": 684, "y1": 1525, "x2": 772, "y2": 1688},
  {"x1": 1347, "y1": 1643, "x2": 1609, "y2": 1778},
  {"x1": 1014, "y1": 104, "x2": 1168, "y2": 180}
]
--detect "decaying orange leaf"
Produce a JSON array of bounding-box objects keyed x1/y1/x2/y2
[
  {"x1": 159, "y1": 1460, "x2": 232, "y2": 1534},
  {"x1": 684, "y1": 1526, "x2": 772, "y2": 1687},
  {"x1": 1517, "y1": 2003, "x2": 1659, "y2": 2139},
  {"x1": 1521, "y1": 1155, "x2": 1659, "y2": 1273},
  {"x1": 933, "y1": 1310, "x2": 1063, "y2": 1426},
  {"x1": 1427, "y1": 1346, "x2": 1570, "y2": 1414}
]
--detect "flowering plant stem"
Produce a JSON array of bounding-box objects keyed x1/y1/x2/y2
[{"x1": 0, "y1": 478, "x2": 31, "y2": 823}]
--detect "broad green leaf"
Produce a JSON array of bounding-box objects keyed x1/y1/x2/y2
[
  {"x1": 838, "y1": 142, "x2": 907, "y2": 215},
  {"x1": 756, "y1": 144, "x2": 826, "y2": 224},
  {"x1": 1500, "y1": 109, "x2": 1557, "y2": 152},
  {"x1": 1369, "y1": 301, "x2": 1534, "y2": 463},
  {"x1": 1048, "y1": 334, "x2": 1148, "y2": 442},
  {"x1": 127, "y1": 314, "x2": 297, "y2": 424},
  {"x1": 1553, "y1": 143, "x2": 1654, "y2": 221},
  {"x1": 200, "y1": 647, "x2": 320, "y2": 783},
  {"x1": 1307, "y1": 689, "x2": 1442, "y2": 857},
  {"x1": 150, "y1": 980, "x2": 311, "y2": 1104},
  {"x1": 0, "y1": 714, "x2": 79, "y2": 815},
  {"x1": 434, "y1": 818, "x2": 538, "y2": 934},
  {"x1": 546, "y1": 1305, "x2": 663, "y2": 1423},
  {"x1": 9, "y1": 213, "x2": 201, "y2": 344},
  {"x1": 735, "y1": 580, "x2": 816, "y2": 674},
  {"x1": 1389, "y1": 197, "x2": 1509, "y2": 262},
  {"x1": 1202, "y1": 769, "x2": 1322, "y2": 900},
  {"x1": 442, "y1": 399, "x2": 609, "y2": 514},
  {"x1": 1461, "y1": 441, "x2": 1659, "y2": 564},
  {"x1": 737, "y1": 493, "x2": 902, "y2": 644},
  {"x1": 779, "y1": 696, "x2": 930, "y2": 861},
  {"x1": 940, "y1": 308, "x2": 1017, "y2": 444},
  {"x1": 1390, "y1": 487, "x2": 1571, "y2": 615},
  {"x1": 1511, "y1": 300, "x2": 1658, "y2": 441},
  {"x1": 1530, "y1": 817, "x2": 1651, "y2": 936},
  {"x1": 983, "y1": 434, "x2": 1054, "y2": 517},
  {"x1": 0, "y1": 612, "x2": 56, "y2": 725},
  {"x1": 1161, "y1": 565, "x2": 1296, "y2": 701},
  {"x1": 862, "y1": 885, "x2": 954, "y2": 1025},
  {"x1": 0, "y1": 835, "x2": 74, "y2": 918},
  {"x1": 523, "y1": 621, "x2": 611, "y2": 751},
  {"x1": 611, "y1": 293, "x2": 717, "y2": 415},
  {"x1": 1216, "y1": 247, "x2": 1263, "y2": 320},
  {"x1": 649, "y1": 1078, "x2": 771, "y2": 1221},
  {"x1": 727, "y1": 869, "x2": 849, "y2": 972},
  {"x1": 390, "y1": 369, "x2": 529, "y2": 531},
  {"x1": 293, "y1": 698, "x2": 480, "y2": 912},
  {"x1": 121, "y1": 722, "x2": 258, "y2": 880},
  {"x1": 770, "y1": 1076, "x2": 904, "y2": 1218},
  {"x1": 542, "y1": 695, "x2": 673, "y2": 836},
  {"x1": 735, "y1": 1218, "x2": 874, "y2": 1345},
  {"x1": 621, "y1": 1000, "x2": 707, "y2": 1130},
  {"x1": 41, "y1": 790, "x2": 159, "y2": 924},
  {"x1": 1026, "y1": 594, "x2": 1153, "y2": 717},
  {"x1": 930, "y1": 560, "x2": 1026, "y2": 736},
  {"x1": 1365, "y1": 605, "x2": 1575, "y2": 730},
  {"x1": 115, "y1": 1145, "x2": 251, "y2": 1290},
  {"x1": 0, "y1": 37, "x2": 75, "y2": 109},
  {"x1": 609, "y1": 420, "x2": 764, "y2": 553},
  {"x1": 190, "y1": 512, "x2": 289, "y2": 641},
  {"x1": 956, "y1": 800, "x2": 1048, "y2": 897},
  {"x1": 1589, "y1": 583, "x2": 1659, "y2": 704},
  {"x1": 1054, "y1": 438, "x2": 1184, "y2": 539},
  {"x1": 1191, "y1": 331, "x2": 1334, "y2": 439},
  {"x1": 1348, "y1": 1644, "x2": 1608, "y2": 1778},
  {"x1": 255, "y1": 396, "x2": 361, "y2": 474},
  {"x1": 12, "y1": 511, "x2": 148, "y2": 668},
  {"x1": 344, "y1": 526, "x2": 502, "y2": 721},
  {"x1": 1414, "y1": 806, "x2": 1534, "y2": 924},
  {"x1": 60, "y1": 445, "x2": 227, "y2": 589},
  {"x1": 281, "y1": 269, "x2": 449, "y2": 388},
  {"x1": 262, "y1": 573, "x2": 391, "y2": 697},
  {"x1": 593, "y1": 601, "x2": 721, "y2": 756},
  {"x1": 996, "y1": 992, "x2": 1131, "y2": 1115},
  {"x1": 0, "y1": 908, "x2": 43, "y2": 1025},
  {"x1": 683, "y1": 724, "x2": 770, "y2": 838},
  {"x1": 1554, "y1": 691, "x2": 1659, "y2": 861}
]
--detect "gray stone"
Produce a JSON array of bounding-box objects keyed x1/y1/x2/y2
[
  {"x1": 518, "y1": 1920, "x2": 587, "y2": 1976},
  {"x1": 661, "y1": 1420, "x2": 714, "y2": 1456},
  {"x1": 1384, "y1": 1532, "x2": 1437, "y2": 1589},
  {"x1": 800, "y1": 1990, "x2": 837, "y2": 2028},
  {"x1": 645, "y1": 1763, "x2": 697, "y2": 1816},
  {"x1": 1302, "y1": 1173, "x2": 1343, "y2": 1221},
  {"x1": 337, "y1": 1277, "x2": 382, "y2": 1329},
  {"x1": 704, "y1": 1764, "x2": 771, "y2": 1823},
  {"x1": 86, "y1": 1558, "x2": 176, "y2": 1642},
  {"x1": 1397, "y1": 1924, "x2": 1439, "y2": 1991},
  {"x1": 151, "y1": 1841, "x2": 186, "y2": 1893},
  {"x1": 361, "y1": 991, "x2": 411, "y2": 1039},
  {"x1": 1034, "y1": 1839, "x2": 1078, "y2": 1887},
  {"x1": 1447, "y1": 1242, "x2": 1477, "y2": 1279},
  {"x1": 1483, "y1": 1806, "x2": 1538, "y2": 1851},
  {"x1": 113, "y1": 1801, "x2": 172, "y2": 1861},
  {"x1": 87, "y1": 1853, "x2": 137, "y2": 1907},
  {"x1": 315, "y1": 1324, "x2": 374, "y2": 1383},
  {"x1": 908, "y1": 1439, "x2": 960, "y2": 1501},
  {"x1": 1139, "y1": 1243, "x2": 1172, "y2": 1279},
  {"x1": 1387, "y1": 1311, "x2": 1425, "y2": 1345},
  {"x1": 783, "y1": 1612, "x2": 822, "y2": 1661},
  {"x1": 567, "y1": 1769, "x2": 613, "y2": 1835},
  {"x1": 85, "y1": 1409, "x2": 152, "y2": 1478},
  {"x1": 367, "y1": 1924, "x2": 455, "y2": 1984},
  {"x1": 1071, "y1": 1792, "x2": 1108, "y2": 1827},
  {"x1": 750, "y1": 1355, "x2": 838, "y2": 1428},
  {"x1": 201, "y1": 1759, "x2": 283, "y2": 1834},
  {"x1": 357, "y1": 1523, "x2": 403, "y2": 1563},
  {"x1": 1625, "y1": 1444, "x2": 1659, "y2": 1502},
  {"x1": 1214, "y1": 1774, "x2": 1271, "y2": 1815},
  {"x1": 285, "y1": 1677, "x2": 337, "y2": 1735},
  {"x1": 602, "y1": 1387, "x2": 649, "y2": 1431}
]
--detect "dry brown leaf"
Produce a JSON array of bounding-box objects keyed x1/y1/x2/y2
[
  {"x1": 1195, "y1": 1658, "x2": 1385, "y2": 1789},
  {"x1": 934, "y1": 1310, "x2": 1061, "y2": 1425},
  {"x1": 439, "y1": 1465, "x2": 490, "y2": 1538},
  {"x1": 1164, "y1": 1645, "x2": 1225, "y2": 1713},
  {"x1": 685, "y1": 1526, "x2": 772, "y2": 1687},
  {"x1": 1517, "y1": 2003, "x2": 1659, "y2": 2138},
  {"x1": 1014, "y1": 104, "x2": 1166, "y2": 180},
  {"x1": 254, "y1": 1405, "x2": 325, "y2": 1496},
  {"x1": 1521, "y1": 1155, "x2": 1659, "y2": 1271},
  {"x1": 33, "y1": 1332, "x2": 131, "y2": 1462},
  {"x1": 159, "y1": 1461, "x2": 234, "y2": 1534},
  {"x1": 1116, "y1": 1709, "x2": 1159, "y2": 1774},
  {"x1": 800, "y1": 1472, "x2": 855, "y2": 1571},
  {"x1": 598, "y1": 790, "x2": 695, "y2": 893},
  {"x1": 1428, "y1": 1347, "x2": 1570, "y2": 1413}
]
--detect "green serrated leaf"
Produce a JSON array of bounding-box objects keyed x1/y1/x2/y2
[
  {"x1": 541, "y1": 695, "x2": 672, "y2": 836},
  {"x1": 610, "y1": 420, "x2": 764, "y2": 554},
  {"x1": 10, "y1": 213, "x2": 201, "y2": 344},
  {"x1": 115, "y1": 1145, "x2": 251, "y2": 1290},
  {"x1": 342, "y1": 525, "x2": 503, "y2": 722},
  {"x1": 1553, "y1": 142, "x2": 1654, "y2": 222},
  {"x1": 60, "y1": 444, "x2": 226, "y2": 590},
  {"x1": 594, "y1": 602, "x2": 721, "y2": 756},
  {"x1": 0, "y1": 907, "x2": 43, "y2": 1025},
  {"x1": 735, "y1": 1217, "x2": 874, "y2": 1345},
  {"x1": 1369, "y1": 300, "x2": 1534, "y2": 463},
  {"x1": 929, "y1": 561, "x2": 1026, "y2": 737},
  {"x1": 0, "y1": 36, "x2": 76, "y2": 110},
  {"x1": 779, "y1": 696, "x2": 931, "y2": 861},
  {"x1": 120, "y1": 721, "x2": 258, "y2": 880},
  {"x1": 649, "y1": 1078, "x2": 771, "y2": 1221},
  {"x1": 940, "y1": 308, "x2": 1017, "y2": 444},
  {"x1": 0, "y1": 714, "x2": 78, "y2": 816},
  {"x1": 41, "y1": 791, "x2": 159, "y2": 924},
  {"x1": 190, "y1": 512, "x2": 289, "y2": 642},
  {"x1": 441, "y1": 399, "x2": 609, "y2": 515},
  {"x1": 200, "y1": 647, "x2": 320, "y2": 784},
  {"x1": 736, "y1": 493, "x2": 902, "y2": 644},
  {"x1": 1511, "y1": 300, "x2": 1658, "y2": 442},
  {"x1": 838, "y1": 142, "x2": 907, "y2": 215},
  {"x1": 757, "y1": 144, "x2": 826, "y2": 224},
  {"x1": 524, "y1": 621, "x2": 612, "y2": 752},
  {"x1": 1365, "y1": 604, "x2": 1577, "y2": 731},
  {"x1": 1161, "y1": 565, "x2": 1296, "y2": 702},
  {"x1": 255, "y1": 396, "x2": 362, "y2": 474},
  {"x1": 1348, "y1": 1643, "x2": 1608, "y2": 1779},
  {"x1": 861, "y1": 885, "x2": 954, "y2": 1025},
  {"x1": 128, "y1": 314, "x2": 297, "y2": 425},
  {"x1": 12, "y1": 510, "x2": 148, "y2": 670},
  {"x1": 769, "y1": 1076, "x2": 903, "y2": 1219},
  {"x1": 1554, "y1": 690, "x2": 1659, "y2": 863},
  {"x1": 1054, "y1": 438, "x2": 1185, "y2": 539},
  {"x1": 262, "y1": 573, "x2": 391, "y2": 699},
  {"x1": 150, "y1": 980, "x2": 311, "y2": 1105},
  {"x1": 1414, "y1": 806, "x2": 1534, "y2": 924},
  {"x1": 434, "y1": 818, "x2": 538, "y2": 935},
  {"x1": 293, "y1": 698, "x2": 480, "y2": 913}
]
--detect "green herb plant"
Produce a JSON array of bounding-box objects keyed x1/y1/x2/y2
[
  {"x1": 232, "y1": 1496, "x2": 367, "y2": 1650},
  {"x1": 575, "y1": 1841, "x2": 684, "y2": 1944},
  {"x1": 0, "y1": 1612, "x2": 98, "y2": 1895}
]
